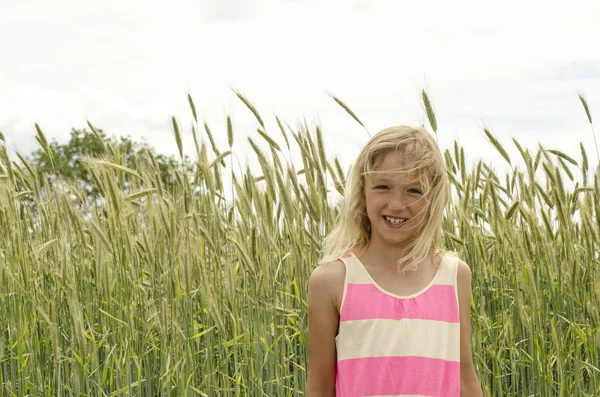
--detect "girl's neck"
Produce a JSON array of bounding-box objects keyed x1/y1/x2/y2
[
  {"x1": 354, "y1": 240, "x2": 436, "y2": 271},
  {"x1": 358, "y1": 240, "x2": 419, "y2": 271}
]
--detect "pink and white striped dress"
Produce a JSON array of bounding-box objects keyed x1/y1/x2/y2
[{"x1": 335, "y1": 252, "x2": 461, "y2": 397}]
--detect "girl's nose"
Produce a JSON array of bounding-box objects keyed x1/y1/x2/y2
[{"x1": 388, "y1": 194, "x2": 407, "y2": 210}]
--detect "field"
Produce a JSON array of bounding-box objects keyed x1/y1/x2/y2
[{"x1": 0, "y1": 93, "x2": 599, "y2": 396}]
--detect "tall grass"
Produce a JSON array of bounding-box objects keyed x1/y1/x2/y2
[{"x1": 0, "y1": 93, "x2": 599, "y2": 396}]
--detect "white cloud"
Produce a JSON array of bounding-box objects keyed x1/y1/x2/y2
[{"x1": 1, "y1": 0, "x2": 599, "y2": 178}]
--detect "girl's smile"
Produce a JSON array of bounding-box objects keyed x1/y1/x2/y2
[{"x1": 382, "y1": 215, "x2": 409, "y2": 227}]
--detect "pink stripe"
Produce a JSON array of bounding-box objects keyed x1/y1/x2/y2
[
  {"x1": 336, "y1": 356, "x2": 460, "y2": 397},
  {"x1": 341, "y1": 284, "x2": 459, "y2": 322}
]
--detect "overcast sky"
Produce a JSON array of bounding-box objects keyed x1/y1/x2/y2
[{"x1": 1, "y1": 0, "x2": 599, "y2": 176}]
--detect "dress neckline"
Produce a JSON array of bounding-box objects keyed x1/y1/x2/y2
[{"x1": 349, "y1": 252, "x2": 445, "y2": 299}]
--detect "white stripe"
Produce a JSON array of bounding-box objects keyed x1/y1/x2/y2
[{"x1": 335, "y1": 318, "x2": 460, "y2": 362}]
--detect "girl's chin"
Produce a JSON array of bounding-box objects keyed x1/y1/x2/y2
[{"x1": 373, "y1": 234, "x2": 414, "y2": 247}]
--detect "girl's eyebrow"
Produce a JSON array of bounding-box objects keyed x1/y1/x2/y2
[
  {"x1": 370, "y1": 176, "x2": 391, "y2": 183},
  {"x1": 370, "y1": 175, "x2": 423, "y2": 184}
]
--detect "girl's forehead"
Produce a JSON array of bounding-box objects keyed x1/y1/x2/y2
[
  {"x1": 369, "y1": 151, "x2": 426, "y2": 178},
  {"x1": 374, "y1": 150, "x2": 416, "y2": 168},
  {"x1": 366, "y1": 170, "x2": 425, "y2": 184}
]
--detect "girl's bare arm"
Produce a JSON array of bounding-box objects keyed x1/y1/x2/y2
[
  {"x1": 305, "y1": 261, "x2": 344, "y2": 397},
  {"x1": 457, "y1": 260, "x2": 484, "y2": 397}
]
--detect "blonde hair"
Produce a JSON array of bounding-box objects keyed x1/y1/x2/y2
[{"x1": 320, "y1": 125, "x2": 450, "y2": 273}]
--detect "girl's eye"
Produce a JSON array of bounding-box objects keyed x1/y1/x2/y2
[
  {"x1": 374, "y1": 185, "x2": 389, "y2": 190},
  {"x1": 408, "y1": 188, "x2": 423, "y2": 194}
]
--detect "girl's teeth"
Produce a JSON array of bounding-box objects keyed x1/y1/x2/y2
[{"x1": 385, "y1": 216, "x2": 407, "y2": 224}]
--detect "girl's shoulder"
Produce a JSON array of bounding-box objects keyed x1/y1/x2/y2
[
  {"x1": 456, "y1": 258, "x2": 472, "y2": 282},
  {"x1": 309, "y1": 259, "x2": 346, "y2": 289},
  {"x1": 308, "y1": 259, "x2": 346, "y2": 311}
]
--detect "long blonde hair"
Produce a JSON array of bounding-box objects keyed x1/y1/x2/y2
[{"x1": 320, "y1": 125, "x2": 450, "y2": 273}]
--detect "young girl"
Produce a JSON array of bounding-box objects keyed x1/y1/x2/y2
[{"x1": 306, "y1": 126, "x2": 483, "y2": 396}]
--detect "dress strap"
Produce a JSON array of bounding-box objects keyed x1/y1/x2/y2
[
  {"x1": 434, "y1": 254, "x2": 460, "y2": 286},
  {"x1": 339, "y1": 253, "x2": 372, "y2": 284}
]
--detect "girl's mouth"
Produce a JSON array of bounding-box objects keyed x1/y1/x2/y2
[{"x1": 383, "y1": 216, "x2": 408, "y2": 227}]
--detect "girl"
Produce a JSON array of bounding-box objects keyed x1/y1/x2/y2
[{"x1": 306, "y1": 126, "x2": 483, "y2": 396}]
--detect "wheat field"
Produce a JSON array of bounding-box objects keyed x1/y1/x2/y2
[{"x1": 0, "y1": 93, "x2": 598, "y2": 396}]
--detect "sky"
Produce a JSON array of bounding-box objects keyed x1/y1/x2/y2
[{"x1": 1, "y1": 0, "x2": 600, "y2": 178}]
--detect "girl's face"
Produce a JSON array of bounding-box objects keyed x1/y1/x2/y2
[{"x1": 364, "y1": 151, "x2": 430, "y2": 250}]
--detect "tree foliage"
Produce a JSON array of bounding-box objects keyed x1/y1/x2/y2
[{"x1": 28, "y1": 127, "x2": 192, "y2": 199}]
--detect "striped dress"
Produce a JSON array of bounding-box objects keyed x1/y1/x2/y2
[{"x1": 335, "y1": 252, "x2": 461, "y2": 397}]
